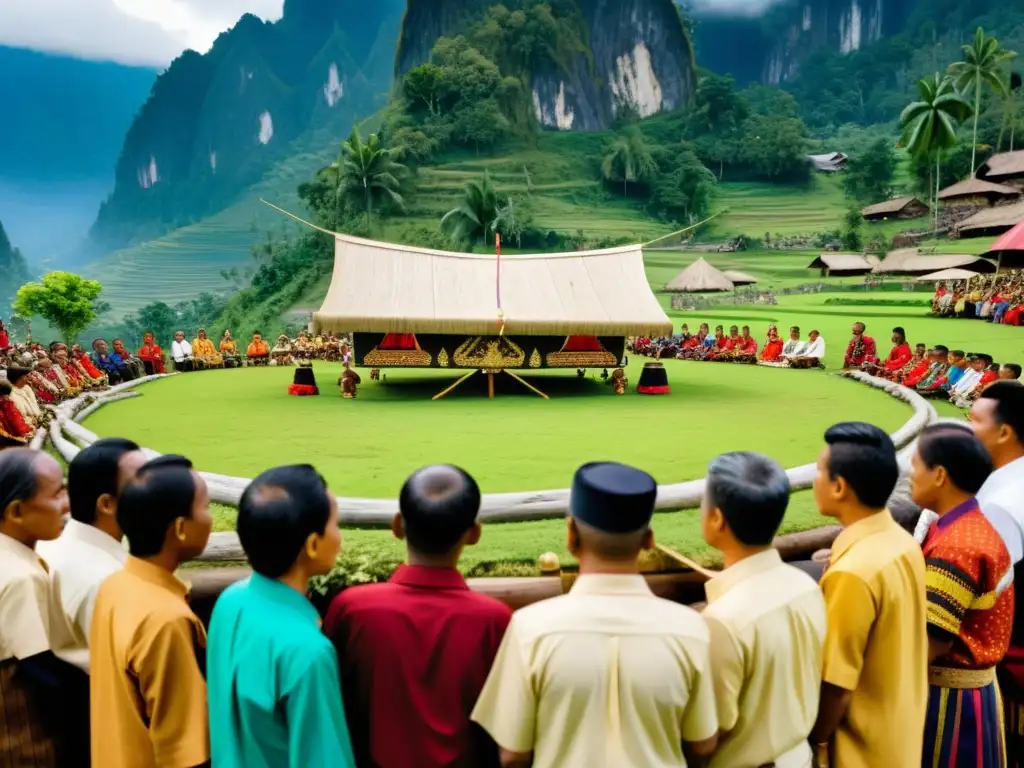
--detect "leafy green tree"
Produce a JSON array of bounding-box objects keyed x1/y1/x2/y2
[
  {"x1": 454, "y1": 100, "x2": 510, "y2": 153},
  {"x1": 319, "y1": 127, "x2": 406, "y2": 232},
  {"x1": 841, "y1": 206, "x2": 863, "y2": 251},
  {"x1": 404, "y1": 64, "x2": 446, "y2": 116},
  {"x1": 441, "y1": 171, "x2": 500, "y2": 249},
  {"x1": 843, "y1": 138, "x2": 897, "y2": 204},
  {"x1": 948, "y1": 28, "x2": 1017, "y2": 174},
  {"x1": 601, "y1": 126, "x2": 658, "y2": 196},
  {"x1": 493, "y1": 194, "x2": 534, "y2": 247},
  {"x1": 738, "y1": 115, "x2": 809, "y2": 181},
  {"x1": 129, "y1": 301, "x2": 178, "y2": 346},
  {"x1": 650, "y1": 145, "x2": 717, "y2": 222},
  {"x1": 13, "y1": 271, "x2": 105, "y2": 344},
  {"x1": 900, "y1": 74, "x2": 972, "y2": 230}
]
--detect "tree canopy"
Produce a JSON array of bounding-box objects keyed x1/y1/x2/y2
[{"x1": 13, "y1": 272, "x2": 105, "y2": 344}]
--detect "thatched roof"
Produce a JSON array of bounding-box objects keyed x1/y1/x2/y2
[
  {"x1": 722, "y1": 269, "x2": 758, "y2": 285},
  {"x1": 956, "y1": 201, "x2": 1024, "y2": 236},
  {"x1": 938, "y1": 178, "x2": 1020, "y2": 201},
  {"x1": 807, "y1": 253, "x2": 876, "y2": 273},
  {"x1": 917, "y1": 268, "x2": 987, "y2": 282},
  {"x1": 861, "y1": 196, "x2": 927, "y2": 218},
  {"x1": 663, "y1": 258, "x2": 735, "y2": 293},
  {"x1": 312, "y1": 233, "x2": 673, "y2": 337},
  {"x1": 978, "y1": 150, "x2": 1024, "y2": 181},
  {"x1": 876, "y1": 252, "x2": 996, "y2": 275},
  {"x1": 808, "y1": 152, "x2": 848, "y2": 172}
]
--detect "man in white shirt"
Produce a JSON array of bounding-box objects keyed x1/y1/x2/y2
[
  {"x1": 781, "y1": 326, "x2": 808, "y2": 359},
  {"x1": 39, "y1": 437, "x2": 147, "y2": 672},
  {"x1": 171, "y1": 330, "x2": 195, "y2": 372},
  {"x1": 790, "y1": 329, "x2": 826, "y2": 369},
  {"x1": 948, "y1": 355, "x2": 985, "y2": 401},
  {"x1": 967, "y1": 381, "x2": 1024, "y2": 760}
]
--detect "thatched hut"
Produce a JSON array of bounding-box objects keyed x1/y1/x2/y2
[
  {"x1": 873, "y1": 251, "x2": 996, "y2": 275},
  {"x1": 663, "y1": 258, "x2": 736, "y2": 293},
  {"x1": 808, "y1": 152, "x2": 848, "y2": 173},
  {"x1": 722, "y1": 269, "x2": 758, "y2": 286},
  {"x1": 938, "y1": 178, "x2": 1020, "y2": 208},
  {"x1": 977, "y1": 150, "x2": 1024, "y2": 188},
  {"x1": 861, "y1": 196, "x2": 929, "y2": 221},
  {"x1": 955, "y1": 200, "x2": 1024, "y2": 238},
  {"x1": 807, "y1": 253, "x2": 876, "y2": 276}
]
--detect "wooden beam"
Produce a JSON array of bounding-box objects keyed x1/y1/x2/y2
[{"x1": 432, "y1": 370, "x2": 477, "y2": 401}]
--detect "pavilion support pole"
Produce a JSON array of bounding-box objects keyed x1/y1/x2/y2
[
  {"x1": 432, "y1": 370, "x2": 477, "y2": 401},
  {"x1": 504, "y1": 370, "x2": 550, "y2": 400},
  {"x1": 488, "y1": 371, "x2": 495, "y2": 399}
]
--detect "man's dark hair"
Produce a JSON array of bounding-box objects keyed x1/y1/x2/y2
[
  {"x1": 0, "y1": 448, "x2": 41, "y2": 515},
  {"x1": 823, "y1": 422, "x2": 899, "y2": 508},
  {"x1": 0, "y1": 379, "x2": 11, "y2": 396},
  {"x1": 118, "y1": 455, "x2": 197, "y2": 557},
  {"x1": 715, "y1": 325, "x2": 723, "y2": 332},
  {"x1": 917, "y1": 424, "x2": 993, "y2": 495},
  {"x1": 810, "y1": 329, "x2": 819, "y2": 335},
  {"x1": 237, "y1": 465, "x2": 332, "y2": 578},
  {"x1": 854, "y1": 322, "x2": 866, "y2": 331},
  {"x1": 980, "y1": 353, "x2": 994, "y2": 365},
  {"x1": 951, "y1": 350, "x2": 965, "y2": 358},
  {"x1": 399, "y1": 465, "x2": 480, "y2": 555},
  {"x1": 706, "y1": 452, "x2": 791, "y2": 546},
  {"x1": 916, "y1": 343, "x2": 927, "y2": 350},
  {"x1": 791, "y1": 326, "x2": 800, "y2": 333},
  {"x1": 742, "y1": 325, "x2": 750, "y2": 332},
  {"x1": 980, "y1": 381, "x2": 1024, "y2": 445},
  {"x1": 68, "y1": 438, "x2": 141, "y2": 525},
  {"x1": 934, "y1": 345, "x2": 949, "y2": 355},
  {"x1": 1003, "y1": 363, "x2": 1023, "y2": 379},
  {"x1": 893, "y1": 326, "x2": 906, "y2": 338},
  {"x1": 729, "y1": 325, "x2": 738, "y2": 333}
]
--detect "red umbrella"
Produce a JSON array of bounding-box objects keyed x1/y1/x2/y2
[{"x1": 982, "y1": 218, "x2": 1024, "y2": 269}]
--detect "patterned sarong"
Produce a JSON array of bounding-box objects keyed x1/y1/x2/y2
[{"x1": 924, "y1": 679, "x2": 1006, "y2": 767}]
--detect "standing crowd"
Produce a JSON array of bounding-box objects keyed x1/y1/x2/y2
[
  {"x1": 1, "y1": 382, "x2": 1023, "y2": 767},
  {"x1": 933, "y1": 272, "x2": 1024, "y2": 326}
]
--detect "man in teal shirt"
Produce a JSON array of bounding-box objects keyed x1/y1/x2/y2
[{"x1": 207, "y1": 464, "x2": 352, "y2": 767}]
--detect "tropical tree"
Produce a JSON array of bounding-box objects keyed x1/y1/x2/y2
[
  {"x1": 13, "y1": 271, "x2": 105, "y2": 344},
  {"x1": 947, "y1": 27, "x2": 1017, "y2": 173},
  {"x1": 319, "y1": 127, "x2": 406, "y2": 232},
  {"x1": 601, "y1": 126, "x2": 657, "y2": 196},
  {"x1": 900, "y1": 74, "x2": 972, "y2": 231},
  {"x1": 440, "y1": 171, "x2": 500, "y2": 248}
]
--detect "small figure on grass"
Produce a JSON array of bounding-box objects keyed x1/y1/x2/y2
[{"x1": 341, "y1": 362, "x2": 361, "y2": 399}]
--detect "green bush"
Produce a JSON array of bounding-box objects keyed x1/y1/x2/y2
[{"x1": 823, "y1": 298, "x2": 930, "y2": 307}]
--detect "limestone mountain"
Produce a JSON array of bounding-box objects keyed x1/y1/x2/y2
[
  {"x1": 90, "y1": 0, "x2": 406, "y2": 250},
  {"x1": 396, "y1": 0, "x2": 696, "y2": 131},
  {"x1": 0, "y1": 220, "x2": 30, "y2": 316}
]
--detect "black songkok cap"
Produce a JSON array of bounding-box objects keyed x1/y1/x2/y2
[
  {"x1": 570, "y1": 462, "x2": 657, "y2": 533},
  {"x1": 4, "y1": 367, "x2": 32, "y2": 381}
]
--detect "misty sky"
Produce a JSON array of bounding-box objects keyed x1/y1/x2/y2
[
  {"x1": 0, "y1": 0, "x2": 782, "y2": 68},
  {"x1": 0, "y1": 0, "x2": 284, "y2": 68}
]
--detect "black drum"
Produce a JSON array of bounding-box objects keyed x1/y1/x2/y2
[
  {"x1": 288, "y1": 365, "x2": 319, "y2": 396},
  {"x1": 637, "y1": 362, "x2": 669, "y2": 394}
]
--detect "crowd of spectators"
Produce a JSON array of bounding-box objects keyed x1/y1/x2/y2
[{"x1": 932, "y1": 273, "x2": 1024, "y2": 325}]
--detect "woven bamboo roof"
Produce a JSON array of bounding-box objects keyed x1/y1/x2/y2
[
  {"x1": 861, "y1": 196, "x2": 927, "y2": 217},
  {"x1": 957, "y1": 201, "x2": 1024, "y2": 236},
  {"x1": 722, "y1": 269, "x2": 758, "y2": 285},
  {"x1": 938, "y1": 178, "x2": 1020, "y2": 200},
  {"x1": 978, "y1": 150, "x2": 1024, "y2": 180},
  {"x1": 663, "y1": 258, "x2": 736, "y2": 293},
  {"x1": 874, "y1": 251, "x2": 995, "y2": 274},
  {"x1": 312, "y1": 233, "x2": 673, "y2": 337},
  {"x1": 916, "y1": 268, "x2": 987, "y2": 282},
  {"x1": 807, "y1": 253, "x2": 876, "y2": 273}
]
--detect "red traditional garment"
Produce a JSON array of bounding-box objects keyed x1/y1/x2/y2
[
  {"x1": 0, "y1": 329, "x2": 8, "y2": 348},
  {"x1": 844, "y1": 334, "x2": 878, "y2": 367},
  {"x1": 883, "y1": 343, "x2": 913, "y2": 374},
  {"x1": 1004, "y1": 305, "x2": 1023, "y2": 326},
  {"x1": 380, "y1": 333, "x2": 417, "y2": 350},
  {"x1": 740, "y1": 337, "x2": 758, "y2": 355},
  {"x1": 0, "y1": 396, "x2": 32, "y2": 438},
  {"x1": 923, "y1": 501, "x2": 1013, "y2": 670},
  {"x1": 60, "y1": 362, "x2": 84, "y2": 388},
  {"x1": 30, "y1": 380, "x2": 57, "y2": 405},
  {"x1": 76, "y1": 352, "x2": 104, "y2": 380},
  {"x1": 903, "y1": 361, "x2": 934, "y2": 388},
  {"x1": 977, "y1": 370, "x2": 999, "y2": 390},
  {"x1": 714, "y1": 335, "x2": 728, "y2": 349},
  {"x1": 682, "y1": 335, "x2": 703, "y2": 350},
  {"x1": 138, "y1": 339, "x2": 166, "y2": 374},
  {"x1": 760, "y1": 336, "x2": 783, "y2": 362},
  {"x1": 42, "y1": 367, "x2": 67, "y2": 396},
  {"x1": 723, "y1": 335, "x2": 741, "y2": 351},
  {"x1": 563, "y1": 336, "x2": 603, "y2": 352}
]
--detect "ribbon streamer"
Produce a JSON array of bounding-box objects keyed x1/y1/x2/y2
[{"x1": 496, "y1": 233, "x2": 506, "y2": 336}]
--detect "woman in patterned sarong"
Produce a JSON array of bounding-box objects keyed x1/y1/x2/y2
[{"x1": 910, "y1": 424, "x2": 1011, "y2": 767}]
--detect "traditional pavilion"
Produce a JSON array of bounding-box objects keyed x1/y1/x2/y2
[
  {"x1": 807, "y1": 253, "x2": 878, "y2": 276},
  {"x1": 956, "y1": 200, "x2": 1024, "y2": 238},
  {"x1": 872, "y1": 250, "x2": 996, "y2": 275},
  {"x1": 938, "y1": 178, "x2": 1020, "y2": 208},
  {"x1": 312, "y1": 232, "x2": 672, "y2": 397},
  {"x1": 917, "y1": 268, "x2": 987, "y2": 283}
]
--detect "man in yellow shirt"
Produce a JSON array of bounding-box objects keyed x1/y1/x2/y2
[
  {"x1": 192, "y1": 328, "x2": 224, "y2": 368},
  {"x1": 90, "y1": 455, "x2": 214, "y2": 768},
  {"x1": 810, "y1": 422, "x2": 928, "y2": 768},
  {"x1": 701, "y1": 451, "x2": 827, "y2": 768},
  {"x1": 472, "y1": 461, "x2": 718, "y2": 768}
]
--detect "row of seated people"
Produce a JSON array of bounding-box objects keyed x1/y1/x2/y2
[
  {"x1": 843, "y1": 325, "x2": 1022, "y2": 407},
  {"x1": 158, "y1": 330, "x2": 350, "y2": 371},
  {"x1": 933, "y1": 273, "x2": 1024, "y2": 326},
  {"x1": 633, "y1": 322, "x2": 827, "y2": 369},
  {"x1": 2, "y1": 383, "x2": 1024, "y2": 768}
]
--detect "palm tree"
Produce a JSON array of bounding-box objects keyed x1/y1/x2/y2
[
  {"x1": 441, "y1": 171, "x2": 500, "y2": 249},
  {"x1": 601, "y1": 126, "x2": 657, "y2": 196},
  {"x1": 900, "y1": 73, "x2": 972, "y2": 231},
  {"x1": 319, "y1": 127, "x2": 406, "y2": 232},
  {"x1": 948, "y1": 27, "x2": 1017, "y2": 173}
]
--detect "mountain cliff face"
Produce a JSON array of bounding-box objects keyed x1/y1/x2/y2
[
  {"x1": 397, "y1": 0, "x2": 696, "y2": 131},
  {"x1": 91, "y1": 0, "x2": 405, "y2": 249},
  {"x1": 694, "y1": 0, "x2": 915, "y2": 85}
]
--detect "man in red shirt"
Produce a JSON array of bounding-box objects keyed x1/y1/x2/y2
[
  {"x1": 842, "y1": 321, "x2": 878, "y2": 369},
  {"x1": 323, "y1": 465, "x2": 512, "y2": 768},
  {"x1": 869, "y1": 326, "x2": 913, "y2": 380}
]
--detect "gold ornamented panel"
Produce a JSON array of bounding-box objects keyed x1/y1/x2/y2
[
  {"x1": 529, "y1": 349, "x2": 541, "y2": 368},
  {"x1": 438, "y1": 348, "x2": 450, "y2": 367},
  {"x1": 363, "y1": 347, "x2": 433, "y2": 366},
  {"x1": 453, "y1": 336, "x2": 525, "y2": 368}
]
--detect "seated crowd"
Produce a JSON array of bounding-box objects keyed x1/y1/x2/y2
[
  {"x1": 632, "y1": 322, "x2": 827, "y2": 369},
  {"x1": 933, "y1": 272, "x2": 1024, "y2": 326},
  {"x1": 170, "y1": 328, "x2": 349, "y2": 371},
  {"x1": 1, "y1": 382, "x2": 1023, "y2": 768}
]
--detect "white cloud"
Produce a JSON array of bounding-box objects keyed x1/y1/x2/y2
[
  {"x1": 0, "y1": 0, "x2": 284, "y2": 68},
  {"x1": 689, "y1": 0, "x2": 785, "y2": 16}
]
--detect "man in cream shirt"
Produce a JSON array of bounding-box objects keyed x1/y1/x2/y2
[
  {"x1": 39, "y1": 438, "x2": 146, "y2": 671},
  {"x1": 701, "y1": 451, "x2": 826, "y2": 768}
]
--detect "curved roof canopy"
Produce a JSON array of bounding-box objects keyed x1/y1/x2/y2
[
  {"x1": 981, "y1": 217, "x2": 1024, "y2": 269},
  {"x1": 313, "y1": 233, "x2": 673, "y2": 337},
  {"x1": 916, "y1": 268, "x2": 987, "y2": 282},
  {"x1": 663, "y1": 257, "x2": 735, "y2": 293},
  {"x1": 722, "y1": 269, "x2": 758, "y2": 285}
]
